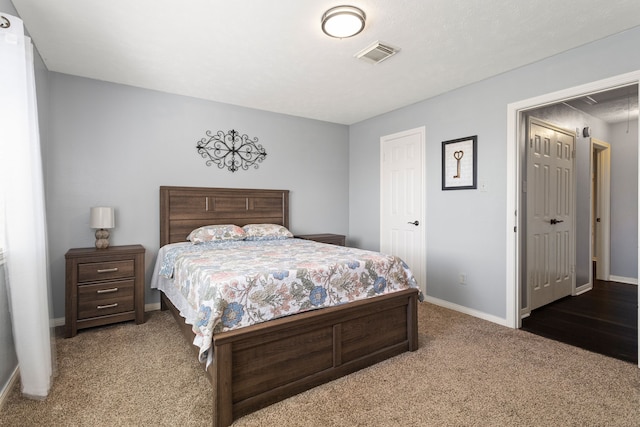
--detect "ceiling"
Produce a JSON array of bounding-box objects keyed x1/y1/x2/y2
[
  {"x1": 10, "y1": 0, "x2": 640, "y2": 125},
  {"x1": 564, "y1": 85, "x2": 639, "y2": 124}
]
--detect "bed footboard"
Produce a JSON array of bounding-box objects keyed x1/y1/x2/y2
[{"x1": 208, "y1": 288, "x2": 419, "y2": 426}]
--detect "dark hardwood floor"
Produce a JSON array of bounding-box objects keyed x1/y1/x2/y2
[{"x1": 521, "y1": 279, "x2": 638, "y2": 363}]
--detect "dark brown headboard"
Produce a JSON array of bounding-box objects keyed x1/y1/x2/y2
[{"x1": 159, "y1": 186, "x2": 289, "y2": 246}]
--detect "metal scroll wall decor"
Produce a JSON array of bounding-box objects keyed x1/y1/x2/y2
[
  {"x1": 1, "y1": 15, "x2": 11, "y2": 28},
  {"x1": 196, "y1": 129, "x2": 267, "y2": 172}
]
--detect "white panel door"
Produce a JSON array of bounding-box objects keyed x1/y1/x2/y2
[
  {"x1": 527, "y1": 118, "x2": 575, "y2": 310},
  {"x1": 380, "y1": 127, "x2": 425, "y2": 291}
]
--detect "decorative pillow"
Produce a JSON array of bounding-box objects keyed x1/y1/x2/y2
[
  {"x1": 242, "y1": 223, "x2": 293, "y2": 241},
  {"x1": 187, "y1": 224, "x2": 246, "y2": 244}
]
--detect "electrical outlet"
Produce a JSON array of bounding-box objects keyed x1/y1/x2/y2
[{"x1": 459, "y1": 273, "x2": 467, "y2": 285}]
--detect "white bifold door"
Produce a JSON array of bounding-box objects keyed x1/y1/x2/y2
[{"x1": 527, "y1": 118, "x2": 575, "y2": 310}]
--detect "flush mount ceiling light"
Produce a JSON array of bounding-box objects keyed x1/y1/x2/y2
[{"x1": 321, "y1": 5, "x2": 366, "y2": 38}]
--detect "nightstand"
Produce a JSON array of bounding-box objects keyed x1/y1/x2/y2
[
  {"x1": 65, "y1": 244, "x2": 145, "y2": 337},
  {"x1": 294, "y1": 233, "x2": 346, "y2": 246}
]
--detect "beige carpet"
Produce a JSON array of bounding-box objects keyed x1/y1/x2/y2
[{"x1": 1, "y1": 302, "x2": 638, "y2": 426}]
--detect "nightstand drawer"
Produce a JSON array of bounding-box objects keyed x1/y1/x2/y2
[
  {"x1": 78, "y1": 260, "x2": 134, "y2": 282},
  {"x1": 78, "y1": 280, "x2": 134, "y2": 319}
]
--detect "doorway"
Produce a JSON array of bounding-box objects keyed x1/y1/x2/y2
[
  {"x1": 591, "y1": 139, "x2": 611, "y2": 283},
  {"x1": 506, "y1": 71, "x2": 640, "y2": 367}
]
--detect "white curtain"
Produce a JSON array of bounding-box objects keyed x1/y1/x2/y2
[{"x1": 0, "y1": 13, "x2": 53, "y2": 398}]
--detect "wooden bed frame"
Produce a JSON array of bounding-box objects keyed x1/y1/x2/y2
[{"x1": 159, "y1": 186, "x2": 419, "y2": 426}]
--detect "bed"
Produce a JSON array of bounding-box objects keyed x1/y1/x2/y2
[{"x1": 154, "y1": 186, "x2": 420, "y2": 426}]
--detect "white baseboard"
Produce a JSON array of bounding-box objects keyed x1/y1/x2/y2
[
  {"x1": 0, "y1": 367, "x2": 19, "y2": 412},
  {"x1": 609, "y1": 275, "x2": 638, "y2": 285},
  {"x1": 423, "y1": 295, "x2": 510, "y2": 328},
  {"x1": 52, "y1": 302, "x2": 163, "y2": 327},
  {"x1": 575, "y1": 287, "x2": 592, "y2": 296},
  {"x1": 575, "y1": 284, "x2": 593, "y2": 296}
]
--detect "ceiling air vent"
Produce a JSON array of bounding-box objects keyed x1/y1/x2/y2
[{"x1": 355, "y1": 41, "x2": 400, "y2": 64}]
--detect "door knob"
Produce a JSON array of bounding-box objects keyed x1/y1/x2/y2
[
  {"x1": 549, "y1": 218, "x2": 564, "y2": 225},
  {"x1": 408, "y1": 220, "x2": 419, "y2": 226}
]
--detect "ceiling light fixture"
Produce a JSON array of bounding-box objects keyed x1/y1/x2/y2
[{"x1": 321, "y1": 5, "x2": 366, "y2": 38}]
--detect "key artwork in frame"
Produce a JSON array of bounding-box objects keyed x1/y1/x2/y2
[{"x1": 442, "y1": 135, "x2": 477, "y2": 190}]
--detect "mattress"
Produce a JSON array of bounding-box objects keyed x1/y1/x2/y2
[{"x1": 151, "y1": 238, "x2": 419, "y2": 362}]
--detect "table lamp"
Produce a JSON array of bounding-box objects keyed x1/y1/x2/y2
[{"x1": 89, "y1": 207, "x2": 115, "y2": 249}]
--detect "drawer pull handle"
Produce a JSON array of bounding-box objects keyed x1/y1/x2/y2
[
  {"x1": 97, "y1": 303, "x2": 118, "y2": 310},
  {"x1": 96, "y1": 288, "x2": 118, "y2": 294},
  {"x1": 97, "y1": 268, "x2": 119, "y2": 273}
]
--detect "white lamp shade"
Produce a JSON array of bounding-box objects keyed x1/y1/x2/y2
[{"x1": 89, "y1": 207, "x2": 115, "y2": 229}]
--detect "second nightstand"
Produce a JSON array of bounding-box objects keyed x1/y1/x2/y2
[
  {"x1": 295, "y1": 233, "x2": 346, "y2": 246},
  {"x1": 65, "y1": 244, "x2": 145, "y2": 338}
]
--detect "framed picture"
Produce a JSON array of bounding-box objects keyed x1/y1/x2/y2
[{"x1": 442, "y1": 135, "x2": 477, "y2": 190}]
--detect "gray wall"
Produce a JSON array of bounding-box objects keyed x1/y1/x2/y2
[
  {"x1": 610, "y1": 119, "x2": 639, "y2": 279},
  {"x1": 45, "y1": 74, "x2": 349, "y2": 319},
  {"x1": 349, "y1": 26, "x2": 640, "y2": 319}
]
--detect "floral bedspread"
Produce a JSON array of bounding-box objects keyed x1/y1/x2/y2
[{"x1": 155, "y1": 238, "x2": 419, "y2": 363}]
